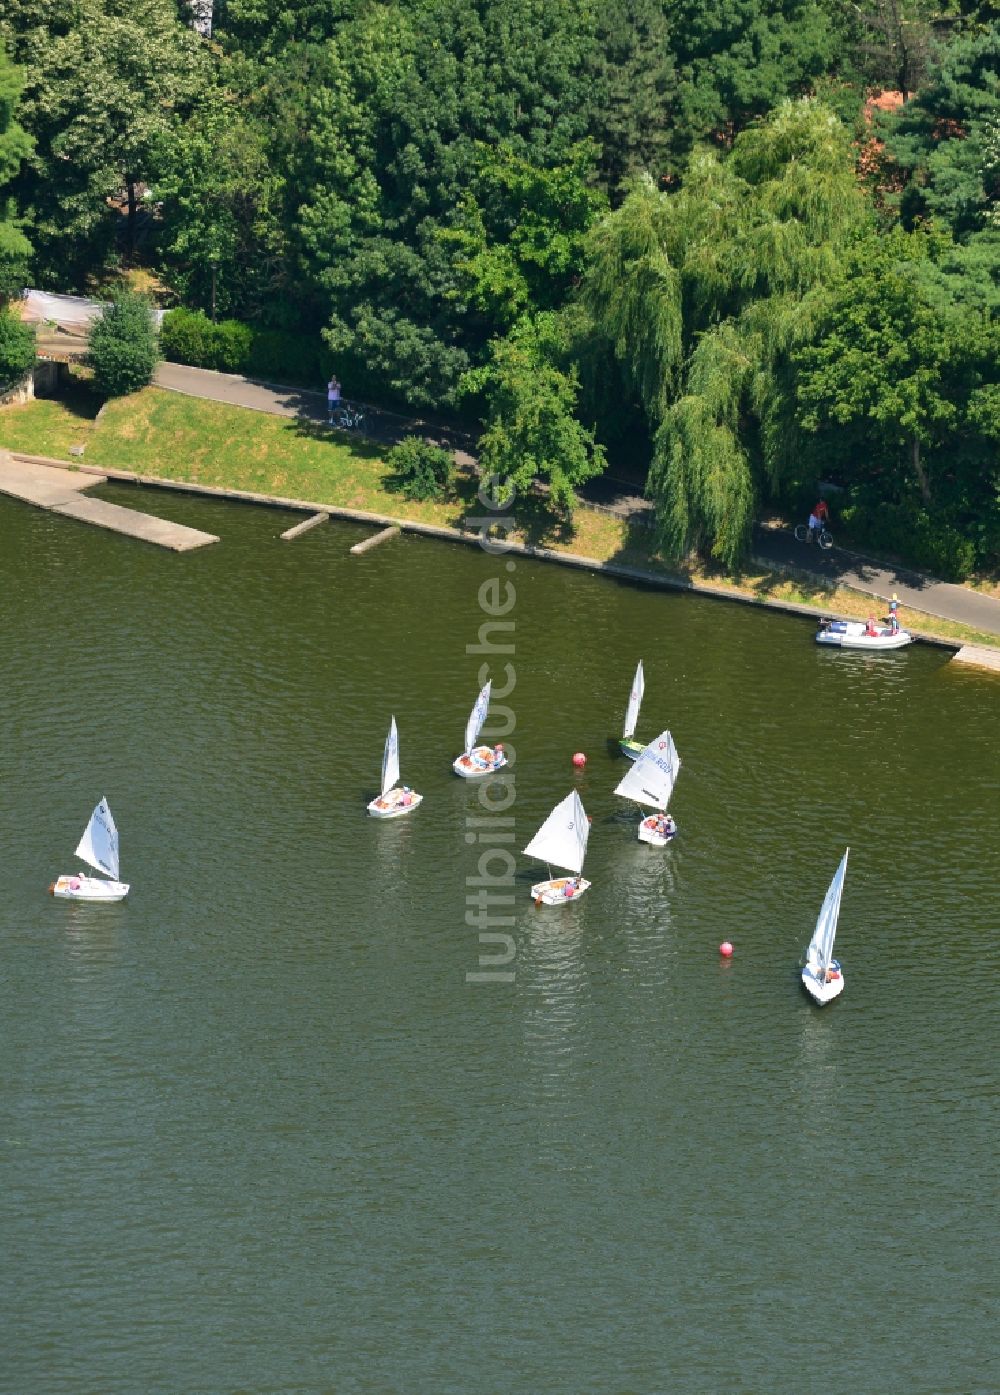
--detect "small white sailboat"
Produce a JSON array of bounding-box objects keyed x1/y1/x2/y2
[
  {"x1": 367, "y1": 716, "x2": 423, "y2": 818},
  {"x1": 620, "y1": 660, "x2": 645, "y2": 760},
  {"x1": 613, "y1": 729, "x2": 680, "y2": 846},
  {"x1": 50, "y1": 796, "x2": 129, "y2": 902},
  {"x1": 523, "y1": 790, "x2": 591, "y2": 905},
  {"x1": 800, "y1": 848, "x2": 849, "y2": 1006},
  {"x1": 452, "y1": 679, "x2": 507, "y2": 779}
]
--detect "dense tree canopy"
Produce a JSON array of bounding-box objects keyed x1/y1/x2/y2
[
  {"x1": 583, "y1": 100, "x2": 871, "y2": 565},
  {"x1": 0, "y1": 0, "x2": 995, "y2": 567},
  {"x1": 0, "y1": 43, "x2": 32, "y2": 298}
]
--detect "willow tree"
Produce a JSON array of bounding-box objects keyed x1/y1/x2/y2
[{"x1": 582, "y1": 99, "x2": 870, "y2": 566}]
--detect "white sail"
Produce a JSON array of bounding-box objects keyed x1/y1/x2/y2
[
  {"x1": 381, "y1": 717, "x2": 400, "y2": 796},
  {"x1": 805, "y1": 849, "x2": 849, "y2": 979},
  {"x1": 614, "y1": 730, "x2": 680, "y2": 809},
  {"x1": 74, "y1": 797, "x2": 120, "y2": 880},
  {"x1": 623, "y1": 660, "x2": 645, "y2": 740},
  {"x1": 522, "y1": 791, "x2": 589, "y2": 875},
  {"x1": 464, "y1": 680, "x2": 492, "y2": 753}
]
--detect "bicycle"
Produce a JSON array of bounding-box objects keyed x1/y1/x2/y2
[
  {"x1": 329, "y1": 402, "x2": 365, "y2": 431},
  {"x1": 794, "y1": 521, "x2": 833, "y2": 550}
]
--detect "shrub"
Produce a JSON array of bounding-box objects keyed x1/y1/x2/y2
[
  {"x1": 246, "y1": 329, "x2": 329, "y2": 386},
  {"x1": 386, "y1": 436, "x2": 454, "y2": 501},
  {"x1": 212, "y1": 318, "x2": 253, "y2": 372},
  {"x1": 841, "y1": 498, "x2": 978, "y2": 581},
  {"x1": 159, "y1": 308, "x2": 251, "y2": 373},
  {"x1": 159, "y1": 307, "x2": 212, "y2": 367},
  {"x1": 87, "y1": 293, "x2": 158, "y2": 398},
  {"x1": 160, "y1": 311, "x2": 330, "y2": 386},
  {"x1": 0, "y1": 310, "x2": 35, "y2": 386}
]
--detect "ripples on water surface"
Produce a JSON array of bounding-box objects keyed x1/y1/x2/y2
[{"x1": 1, "y1": 487, "x2": 997, "y2": 1394}]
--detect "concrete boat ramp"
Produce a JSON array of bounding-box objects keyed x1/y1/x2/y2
[{"x1": 0, "y1": 452, "x2": 219, "y2": 551}]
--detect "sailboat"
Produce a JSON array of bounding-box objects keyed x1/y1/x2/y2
[
  {"x1": 523, "y1": 790, "x2": 591, "y2": 905},
  {"x1": 620, "y1": 660, "x2": 645, "y2": 759},
  {"x1": 50, "y1": 796, "x2": 129, "y2": 901},
  {"x1": 367, "y1": 716, "x2": 423, "y2": 818},
  {"x1": 800, "y1": 848, "x2": 849, "y2": 1005},
  {"x1": 452, "y1": 679, "x2": 507, "y2": 779},
  {"x1": 613, "y1": 729, "x2": 680, "y2": 846}
]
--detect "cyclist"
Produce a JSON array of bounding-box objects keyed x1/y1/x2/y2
[{"x1": 808, "y1": 498, "x2": 830, "y2": 543}]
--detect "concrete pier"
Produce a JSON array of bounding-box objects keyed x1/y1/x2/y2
[
  {"x1": 951, "y1": 645, "x2": 1000, "y2": 673},
  {"x1": 280, "y1": 511, "x2": 329, "y2": 541},
  {"x1": 350, "y1": 525, "x2": 400, "y2": 555},
  {"x1": 0, "y1": 452, "x2": 219, "y2": 551}
]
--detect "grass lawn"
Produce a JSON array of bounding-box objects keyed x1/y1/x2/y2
[{"x1": 2, "y1": 386, "x2": 997, "y2": 649}]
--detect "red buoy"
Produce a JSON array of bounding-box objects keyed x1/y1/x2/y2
[
  {"x1": 719, "y1": 941, "x2": 734, "y2": 958},
  {"x1": 572, "y1": 751, "x2": 587, "y2": 768}
]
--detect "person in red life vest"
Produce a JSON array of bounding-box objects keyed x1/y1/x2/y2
[
  {"x1": 807, "y1": 498, "x2": 830, "y2": 542},
  {"x1": 865, "y1": 615, "x2": 880, "y2": 637}
]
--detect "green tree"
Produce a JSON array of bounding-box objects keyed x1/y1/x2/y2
[
  {"x1": 275, "y1": 0, "x2": 605, "y2": 406},
  {"x1": 882, "y1": 28, "x2": 1000, "y2": 239},
  {"x1": 795, "y1": 227, "x2": 997, "y2": 514},
  {"x1": 1, "y1": 0, "x2": 211, "y2": 285},
  {"x1": 462, "y1": 316, "x2": 606, "y2": 513},
  {"x1": 586, "y1": 0, "x2": 679, "y2": 192},
  {"x1": 0, "y1": 42, "x2": 32, "y2": 298},
  {"x1": 0, "y1": 307, "x2": 34, "y2": 383},
  {"x1": 87, "y1": 292, "x2": 159, "y2": 397},
  {"x1": 583, "y1": 99, "x2": 869, "y2": 565},
  {"x1": 443, "y1": 141, "x2": 607, "y2": 335},
  {"x1": 665, "y1": 0, "x2": 848, "y2": 158},
  {"x1": 153, "y1": 91, "x2": 287, "y2": 321}
]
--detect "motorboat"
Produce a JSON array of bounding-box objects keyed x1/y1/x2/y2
[{"x1": 816, "y1": 620, "x2": 912, "y2": 650}]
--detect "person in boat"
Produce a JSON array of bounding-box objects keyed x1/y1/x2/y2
[
  {"x1": 865, "y1": 615, "x2": 880, "y2": 637},
  {"x1": 564, "y1": 877, "x2": 579, "y2": 898}
]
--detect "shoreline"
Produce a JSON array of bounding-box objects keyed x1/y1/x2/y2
[{"x1": 8, "y1": 450, "x2": 980, "y2": 653}]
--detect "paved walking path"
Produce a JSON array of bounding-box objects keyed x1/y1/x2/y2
[
  {"x1": 752, "y1": 526, "x2": 1000, "y2": 637},
  {"x1": 153, "y1": 362, "x2": 476, "y2": 461},
  {"x1": 151, "y1": 362, "x2": 1000, "y2": 635}
]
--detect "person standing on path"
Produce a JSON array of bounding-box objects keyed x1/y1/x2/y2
[{"x1": 327, "y1": 375, "x2": 341, "y2": 423}]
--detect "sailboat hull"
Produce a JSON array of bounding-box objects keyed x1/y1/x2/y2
[
  {"x1": 800, "y1": 964, "x2": 845, "y2": 1005},
  {"x1": 638, "y1": 816, "x2": 677, "y2": 846},
  {"x1": 367, "y1": 789, "x2": 423, "y2": 819},
  {"x1": 619, "y1": 738, "x2": 644, "y2": 760},
  {"x1": 531, "y1": 877, "x2": 591, "y2": 906},
  {"x1": 51, "y1": 874, "x2": 129, "y2": 902},
  {"x1": 453, "y1": 748, "x2": 508, "y2": 779}
]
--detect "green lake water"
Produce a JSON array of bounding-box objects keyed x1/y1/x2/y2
[{"x1": 1, "y1": 484, "x2": 997, "y2": 1394}]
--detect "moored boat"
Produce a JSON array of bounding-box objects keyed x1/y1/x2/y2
[{"x1": 816, "y1": 620, "x2": 912, "y2": 650}]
